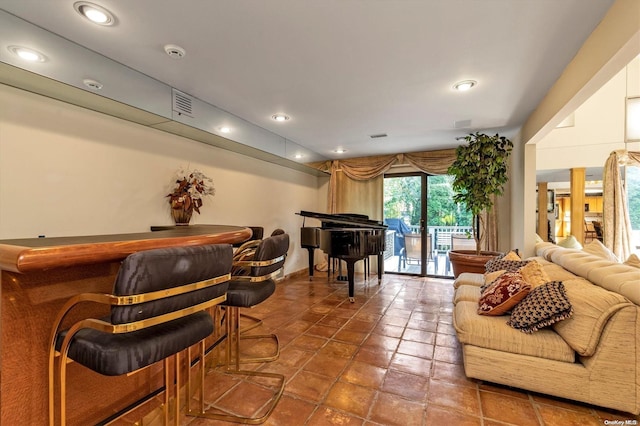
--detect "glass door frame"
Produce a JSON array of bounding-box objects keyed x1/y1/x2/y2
[{"x1": 384, "y1": 172, "x2": 428, "y2": 276}]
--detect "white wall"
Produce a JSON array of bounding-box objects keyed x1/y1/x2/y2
[
  {"x1": 0, "y1": 84, "x2": 325, "y2": 276},
  {"x1": 536, "y1": 58, "x2": 638, "y2": 170}
]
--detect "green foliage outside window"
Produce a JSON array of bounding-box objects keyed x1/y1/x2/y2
[
  {"x1": 383, "y1": 175, "x2": 472, "y2": 227},
  {"x1": 627, "y1": 166, "x2": 640, "y2": 230},
  {"x1": 427, "y1": 175, "x2": 472, "y2": 227}
]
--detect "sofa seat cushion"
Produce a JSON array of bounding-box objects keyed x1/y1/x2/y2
[
  {"x1": 453, "y1": 301, "x2": 575, "y2": 362},
  {"x1": 552, "y1": 278, "x2": 634, "y2": 356},
  {"x1": 453, "y1": 272, "x2": 484, "y2": 289},
  {"x1": 453, "y1": 285, "x2": 481, "y2": 304}
]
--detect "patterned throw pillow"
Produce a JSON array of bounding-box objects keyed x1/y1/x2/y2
[
  {"x1": 478, "y1": 272, "x2": 531, "y2": 316},
  {"x1": 518, "y1": 261, "x2": 550, "y2": 288},
  {"x1": 558, "y1": 235, "x2": 582, "y2": 249},
  {"x1": 503, "y1": 250, "x2": 521, "y2": 261},
  {"x1": 481, "y1": 269, "x2": 507, "y2": 293},
  {"x1": 507, "y1": 281, "x2": 573, "y2": 333},
  {"x1": 485, "y1": 257, "x2": 530, "y2": 273}
]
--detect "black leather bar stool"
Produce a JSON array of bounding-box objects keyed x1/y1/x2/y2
[
  {"x1": 48, "y1": 244, "x2": 232, "y2": 426},
  {"x1": 188, "y1": 232, "x2": 289, "y2": 424},
  {"x1": 228, "y1": 227, "x2": 286, "y2": 335}
]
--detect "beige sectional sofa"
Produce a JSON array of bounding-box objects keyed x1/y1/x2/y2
[{"x1": 452, "y1": 242, "x2": 640, "y2": 415}]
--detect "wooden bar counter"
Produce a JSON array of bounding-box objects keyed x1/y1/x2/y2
[{"x1": 0, "y1": 225, "x2": 251, "y2": 425}]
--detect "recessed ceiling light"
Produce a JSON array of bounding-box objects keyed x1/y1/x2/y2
[
  {"x1": 219, "y1": 126, "x2": 231, "y2": 133},
  {"x1": 8, "y1": 46, "x2": 47, "y2": 62},
  {"x1": 453, "y1": 80, "x2": 477, "y2": 91},
  {"x1": 334, "y1": 148, "x2": 346, "y2": 154},
  {"x1": 83, "y1": 78, "x2": 103, "y2": 90},
  {"x1": 74, "y1": 2, "x2": 116, "y2": 26},
  {"x1": 271, "y1": 113, "x2": 290, "y2": 122},
  {"x1": 294, "y1": 153, "x2": 304, "y2": 159}
]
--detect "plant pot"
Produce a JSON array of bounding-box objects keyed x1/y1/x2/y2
[{"x1": 448, "y1": 249, "x2": 502, "y2": 278}]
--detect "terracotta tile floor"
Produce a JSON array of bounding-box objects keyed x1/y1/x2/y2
[{"x1": 184, "y1": 272, "x2": 640, "y2": 426}]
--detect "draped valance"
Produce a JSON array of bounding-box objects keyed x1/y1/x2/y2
[
  {"x1": 307, "y1": 149, "x2": 456, "y2": 178},
  {"x1": 307, "y1": 149, "x2": 457, "y2": 214}
]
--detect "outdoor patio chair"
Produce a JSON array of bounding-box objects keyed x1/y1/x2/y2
[{"x1": 398, "y1": 233, "x2": 437, "y2": 271}]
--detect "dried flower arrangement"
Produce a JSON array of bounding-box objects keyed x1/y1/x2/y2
[{"x1": 167, "y1": 167, "x2": 215, "y2": 223}]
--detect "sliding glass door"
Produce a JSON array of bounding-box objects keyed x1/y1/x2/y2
[{"x1": 383, "y1": 172, "x2": 471, "y2": 277}]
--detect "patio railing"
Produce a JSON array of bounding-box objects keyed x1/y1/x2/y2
[{"x1": 407, "y1": 225, "x2": 473, "y2": 252}]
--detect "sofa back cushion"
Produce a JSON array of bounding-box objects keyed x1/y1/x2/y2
[
  {"x1": 544, "y1": 247, "x2": 640, "y2": 305},
  {"x1": 552, "y1": 277, "x2": 633, "y2": 356},
  {"x1": 586, "y1": 264, "x2": 640, "y2": 305},
  {"x1": 535, "y1": 242, "x2": 560, "y2": 261},
  {"x1": 624, "y1": 253, "x2": 640, "y2": 268},
  {"x1": 582, "y1": 240, "x2": 619, "y2": 262}
]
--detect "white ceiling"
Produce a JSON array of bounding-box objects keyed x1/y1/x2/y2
[{"x1": 0, "y1": 0, "x2": 615, "y2": 160}]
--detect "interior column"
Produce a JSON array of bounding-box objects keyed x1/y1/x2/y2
[
  {"x1": 570, "y1": 168, "x2": 586, "y2": 242},
  {"x1": 537, "y1": 182, "x2": 549, "y2": 241}
]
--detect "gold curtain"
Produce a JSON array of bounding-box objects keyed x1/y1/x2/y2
[
  {"x1": 334, "y1": 171, "x2": 384, "y2": 218},
  {"x1": 603, "y1": 150, "x2": 640, "y2": 260},
  {"x1": 327, "y1": 155, "x2": 398, "y2": 213}
]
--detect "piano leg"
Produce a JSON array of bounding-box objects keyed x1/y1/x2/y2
[
  {"x1": 337, "y1": 260, "x2": 347, "y2": 281},
  {"x1": 345, "y1": 259, "x2": 356, "y2": 303},
  {"x1": 304, "y1": 246, "x2": 315, "y2": 280},
  {"x1": 377, "y1": 253, "x2": 384, "y2": 283}
]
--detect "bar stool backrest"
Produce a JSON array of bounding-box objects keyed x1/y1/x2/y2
[
  {"x1": 251, "y1": 233, "x2": 289, "y2": 278},
  {"x1": 111, "y1": 244, "x2": 233, "y2": 324}
]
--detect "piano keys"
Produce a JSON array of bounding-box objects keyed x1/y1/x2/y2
[{"x1": 297, "y1": 210, "x2": 387, "y2": 301}]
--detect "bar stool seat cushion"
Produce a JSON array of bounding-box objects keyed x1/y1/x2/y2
[
  {"x1": 56, "y1": 311, "x2": 213, "y2": 376},
  {"x1": 223, "y1": 280, "x2": 276, "y2": 308}
]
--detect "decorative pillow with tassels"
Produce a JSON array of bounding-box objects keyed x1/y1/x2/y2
[{"x1": 507, "y1": 281, "x2": 573, "y2": 333}]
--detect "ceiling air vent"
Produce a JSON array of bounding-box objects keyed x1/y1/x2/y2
[
  {"x1": 172, "y1": 89, "x2": 193, "y2": 118},
  {"x1": 454, "y1": 119, "x2": 472, "y2": 129},
  {"x1": 369, "y1": 133, "x2": 387, "y2": 139}
]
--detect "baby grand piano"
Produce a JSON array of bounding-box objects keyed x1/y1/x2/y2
[{"x1": 297, "y1": 210, "x2": 387, "y2": 301}]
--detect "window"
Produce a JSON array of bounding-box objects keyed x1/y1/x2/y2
[{"x1": 627, "y1": 165, "x2": 640, "y2": 254}]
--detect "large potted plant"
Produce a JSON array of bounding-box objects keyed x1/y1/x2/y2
[{"x1": 447, "y1": 132, "x2": 513, "y2": 277}]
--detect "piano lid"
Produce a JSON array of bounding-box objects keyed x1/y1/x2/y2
[{"x1": 297, "y1": 210, "x2": 387, "y2": 229}]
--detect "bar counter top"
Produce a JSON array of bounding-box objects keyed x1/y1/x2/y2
[{"x1": 0, "y1": 224, "x2": 252, "y2": 273}]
